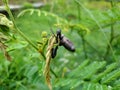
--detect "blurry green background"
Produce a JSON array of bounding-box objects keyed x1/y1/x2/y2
[{"x1": 0, "y1": 0, "x2": 120, "y2": 90}]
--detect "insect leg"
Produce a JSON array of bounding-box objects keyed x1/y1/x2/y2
[{"x1": 51, "y1": 46, "x2": 58, "y2": 58}]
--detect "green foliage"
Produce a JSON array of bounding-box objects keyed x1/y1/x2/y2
[
  {"x1": 54, "y1": 60, "x2": 119, "y2": 90},
  {"x1": 0, "y1": 0, "x2": 120, "y2": 90}
]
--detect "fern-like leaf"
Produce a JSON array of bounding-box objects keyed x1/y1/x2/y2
[{"x1": 101, "y1": 68, "x2": 120, "y2": 84}]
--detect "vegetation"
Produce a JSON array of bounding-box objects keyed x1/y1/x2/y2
[{"x1": 0, "y1": 0, "x2": 120, "y2": 90}]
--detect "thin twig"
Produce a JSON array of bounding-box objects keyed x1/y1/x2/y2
[
  {"x1": 75, "y1": 1, "x2": 81, "y2": 21},
  {"x1": 75, "y1": 0, "x2": 87, "y2": 59},
  {"x1": 81, "y1": 35, "x2": 87, "y2": 59},
  {"x1": 4, "y1": 1, "x2": 38, "y2": 51}
]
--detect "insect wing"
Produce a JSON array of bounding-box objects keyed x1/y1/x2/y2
[{"x1": 61, "y1": 37, "x2": 75, "y2": 52}]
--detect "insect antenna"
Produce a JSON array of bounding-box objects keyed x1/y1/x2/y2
[
  {"x1": 50, "y1": 28, "x2": 56, "y2": 37},
  {"x1": 47, "y1": 20, "x2": 56, "y2": 38}
]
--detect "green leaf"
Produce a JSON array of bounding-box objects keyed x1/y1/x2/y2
[
  {"x1": 113, "y1": 79, "x2": 120, "y2": 87},
  {"x1": 6, "y1": 40, "x2": 28, "y2": 51},
  {"x1": 24, "y1": 65, "x2": 38, "y2": 78},
  {"x1": 91, "y1": 63, "x2": 118, "y2": 82},
  {"x1": 55, "y1": 78, "x2": 72, "y2": 87},
  {"x1": 82, "y1": 82, "x2": 95, "y2": 90},
  {"x1": 95, "y1": 83, "x2": 110, "y2": 90},
  {"x1": 101, "y1": 68, "x2": 120, "y2": 84},
  {"x1": 82, "y1": 82, "x2": 110, "y2": 90},
  {"x1": 68, "y1": 60, "x2": 90, "y2": 77},
  {"x1": 70, "y1": 80, "x2": 84, "y2": 89},
  {"x1": 73, "y1": 61, "x2": 106, "y2": 79}
]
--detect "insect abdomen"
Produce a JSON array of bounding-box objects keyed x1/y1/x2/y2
[{"x1": 60, "y1": 37, "x2": 75, "y2": 52}]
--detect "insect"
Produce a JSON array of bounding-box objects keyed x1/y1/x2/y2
[{"x1": 51, "y1": 29, "x2": 75, "y2": 58}]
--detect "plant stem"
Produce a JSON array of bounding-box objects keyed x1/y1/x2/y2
[
  {"x1": 104, "y1": 1, "x2": 115, "y2": 60},
  {"x1": 81, "y1": 35, "x2": 87, "y2": 59},
  {"x1": 75, "y1": 0, "x2": 87, "y2": 59},
  {"x1": 42, "y1": 52, "x2": 58, "y2": 78},
  {"x1": 4, "y1": 2, "x2": 38, "y2": 51},
  {"x1": 76, "y1": 2, "x2": 81, "y2": 21},
  {"x1": 3, "y1": 0, "x2": 58, "y2": 78},
  {"x1": 104, "y1": 23, "x2": 114, "y2": 60},
  {"x1": 75, "y1": 0, "x2": 116, "y2": 61}
]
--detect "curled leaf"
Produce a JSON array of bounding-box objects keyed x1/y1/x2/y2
[
  {"x1": 69, "y1": 24, "x2": 90, "y2": 35},
  {"x1": 0, "y1": 13, "x2": 14, "y2": 29},
  {"x1": 44, "y1": 35, "x2": 56, "y2": 90}
]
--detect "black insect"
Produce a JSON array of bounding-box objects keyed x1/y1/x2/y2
[{"x1": 51, "y1": 29, "x2": 75, "y2": 58}]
